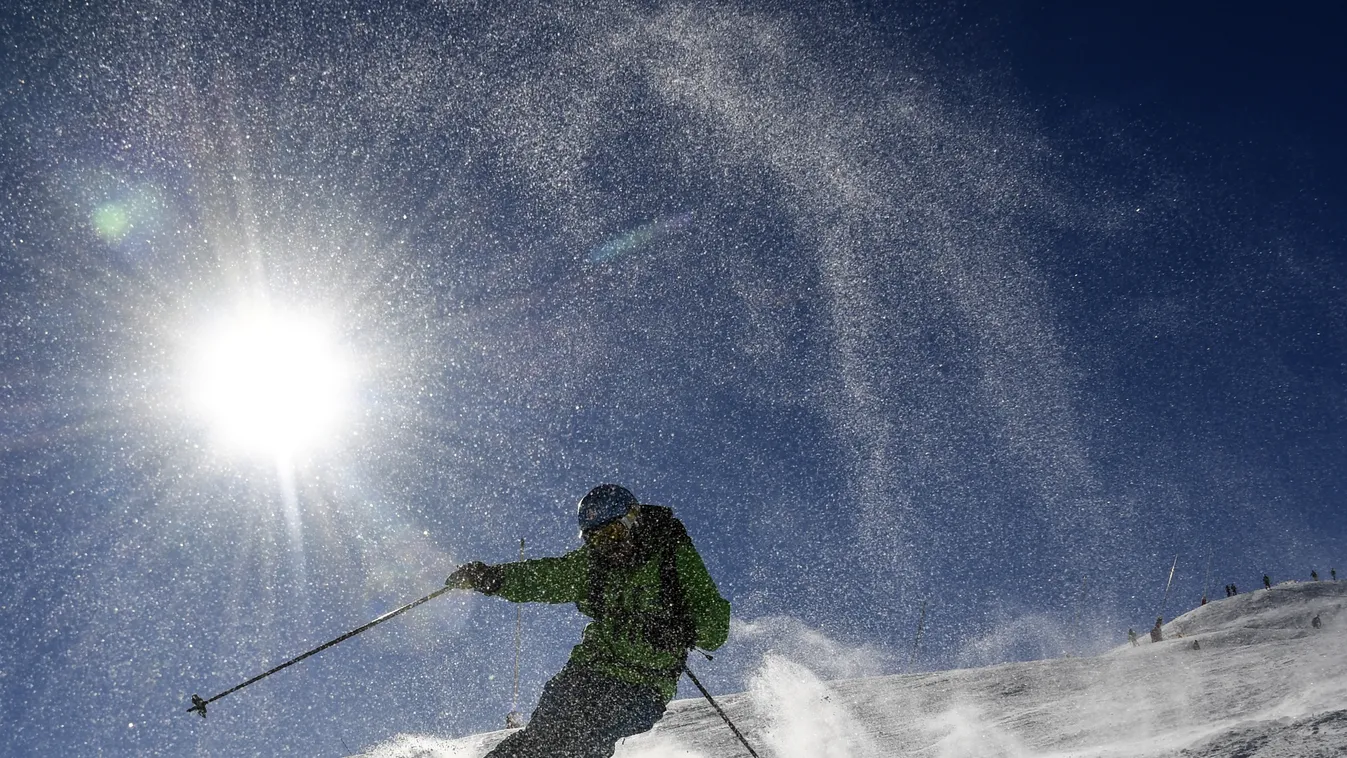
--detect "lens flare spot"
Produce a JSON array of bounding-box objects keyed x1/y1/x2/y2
[
  {"x1": 92, "y1": 204, "x2": 131, "y2": 242},
  {"x1": 588, "y1": 211, "x2": 695, "y2": 264}
]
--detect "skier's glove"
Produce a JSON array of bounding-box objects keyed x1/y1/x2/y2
[{"x1": 446, "y1": 562, "x2": 504, "y2": 594}]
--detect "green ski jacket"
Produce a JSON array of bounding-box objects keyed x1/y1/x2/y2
[{"x1": 484, "y1": 507, "x2": 730, "y2": 701}]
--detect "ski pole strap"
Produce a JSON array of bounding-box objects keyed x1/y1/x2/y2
[{"x1": 682, "y1": 663, "x2": 762, "y2": 758}]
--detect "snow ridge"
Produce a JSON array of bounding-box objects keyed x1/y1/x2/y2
[{"x1": 354, "y1": 581, "x2": 1346, "y2": 757}]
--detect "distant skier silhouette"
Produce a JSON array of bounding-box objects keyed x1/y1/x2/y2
[
  {"x1": 1150, "y1": 617, "x2": 1164, "y2": 643},
  {"x1": 1311, "y1": 614, "x2": 1322, "y2": 629},
  {"x1": 1128, "y1": 628, "x2": 1138, "y2": 646},
  {"x1": 1311, "y1": 570, "x2": 1319, "y2": 581},
  {"x1": 1263, "y1": 574, "x2": 1271, "y2": 590}
]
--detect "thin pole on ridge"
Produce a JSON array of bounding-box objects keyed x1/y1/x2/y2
[
  {"x1": 1202, "y1": 548, "x2": 1212, "y2": 604},
  {"x1": 1158, "y1": 554, "x2": 1179, "y2": 622},
  {"x1": 1071, "y1": 575, "x2": 1089, "y2": 656},
  {"x1": 506, "y1": 538, "x2": 526, "y2": 729},
  {"x1": 906, "y1": 598, "x2": 928, "y2": 672}
]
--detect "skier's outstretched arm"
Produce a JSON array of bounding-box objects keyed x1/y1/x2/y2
[{"x1": 447, "y1": 550, "x2": 588, "y2": 604}]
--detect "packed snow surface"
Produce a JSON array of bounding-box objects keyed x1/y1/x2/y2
[{"x1": 353, "y1": 581, "x2": 1346, "y2": 757}]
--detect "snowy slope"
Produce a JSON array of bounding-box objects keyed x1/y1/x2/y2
[{"x1": 353, "y1": 582, "x2": 1346, "y2": 758}]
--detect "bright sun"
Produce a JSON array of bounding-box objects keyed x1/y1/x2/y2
[{"x1": 185, "y1": 304, "x2": 353, "y2": 459}]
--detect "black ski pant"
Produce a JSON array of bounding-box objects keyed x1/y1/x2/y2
[{"x1": 485, "y1": 662, "x2": 669, "y2": 758}]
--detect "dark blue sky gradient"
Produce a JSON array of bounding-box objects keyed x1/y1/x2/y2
[{"x1": 2, "y1": 2, "x2": 1344, "y2": 755}]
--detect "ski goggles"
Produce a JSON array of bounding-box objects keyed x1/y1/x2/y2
[{"x1": 583, "y1": 510, "x2": 637, "y2": 546}]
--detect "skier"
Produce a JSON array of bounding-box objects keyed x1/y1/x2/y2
[
  {"x1": 1312, "y1": 614, "x2": 1322, "y2": 629},
  {"x1": 446, "y1": 484, "x2": 731, "y2": 758},
  {"x1": 1263, "y1": 574, "x2": 1271, "y2": 590},
  {"x1": 1149, "y1": 617, "x2": 1164, "y2": 643},
  {"x1": 1311, "y1": 570, "x2": 1319, "y2": 581},
  {"x1": 1128, "y1": 628, "x2": 1138, "y2": 646}
]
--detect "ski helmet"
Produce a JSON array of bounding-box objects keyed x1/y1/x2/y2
[{"x1": 578, "y1": 484, "x2": 638, "y2": 534}]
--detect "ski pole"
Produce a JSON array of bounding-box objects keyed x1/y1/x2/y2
[
  {"x1": 187, "y1": 584, "x2": 457, "y2": 718},
  {"x1": 682, "y1": 663, "x2": 762, "y2": 758}
]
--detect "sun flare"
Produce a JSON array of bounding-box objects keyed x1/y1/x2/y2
[{"x1": 185, "y1": 304, "x2": 353, "y2": 459}]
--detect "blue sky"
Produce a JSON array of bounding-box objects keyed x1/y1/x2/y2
[{"x1": 2, "y1": 1, "x2": 1344, "y2": 755}]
